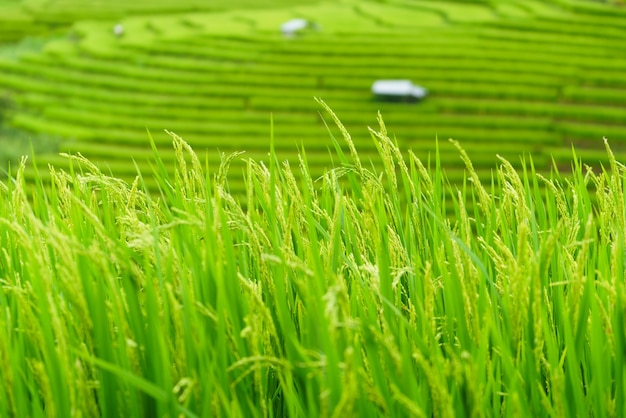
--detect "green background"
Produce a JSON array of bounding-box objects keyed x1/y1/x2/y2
[{"x1": 1, "y1": 0, "x2": 626, "y2": 189}]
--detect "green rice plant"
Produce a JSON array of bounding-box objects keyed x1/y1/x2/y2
[
  {"x1": 391, "y1": 0, "x2": 497, "y2": 23},
  {"x1": 435, "y1": 97, "x2": 626, "y2": 124},
  {"x1": 478, "y1": 26, "x2": 623, "y2": 51},
  {"x1": 557, "y1": 122, "x2": 626, "y2": 142},
  {"x1": 1, "y1": 107, "x2": 625, "y2": 417},
  {"x1": 562, "y1": 85, "x2": 626, "y2": 106}
]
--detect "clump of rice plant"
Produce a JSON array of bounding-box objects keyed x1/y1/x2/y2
[{"x1": 0, "y1": 103, "x2": 624, "y2": 417}]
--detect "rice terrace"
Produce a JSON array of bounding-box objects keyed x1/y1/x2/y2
[{"x1": 2, "y1": 0, "x2": 626, "y2": 416}]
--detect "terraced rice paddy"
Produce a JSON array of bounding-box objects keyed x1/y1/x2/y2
[
  {"x1": 4, "y1": 1, "x2": 626, "y2": 416},
  {"x1": 1, "y1": 0, "x2": 626, "y2": 192}
]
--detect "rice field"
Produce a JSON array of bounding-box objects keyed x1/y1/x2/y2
[
  {"x1": 1, "y1": 0, "x2": 626, "y2": 191},
  {"x1": 1, "y1": 108, "x2": 625, "y2": 416},
  {"x1": 2, "y1": 1, "x2": 626, "y2": 416}
]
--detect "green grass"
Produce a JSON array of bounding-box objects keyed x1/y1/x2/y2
[{"x1": 0, "y1": 108, "x2": 625, "y2": 417}]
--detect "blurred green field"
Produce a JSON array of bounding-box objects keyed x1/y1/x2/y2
[{"x1": 1, "y1": 0, "x2": 626, "y2": 190}]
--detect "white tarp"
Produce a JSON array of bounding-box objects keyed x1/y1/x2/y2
[
  {"x1": 113, "y1": 23, "x2": 124, "y2": 37},
  {"x1": 281, "y1": 19, "x2": 309, "y2": 36},
  {"x1": 372, "y1": 80, "x2": 427, "y2": 99}
]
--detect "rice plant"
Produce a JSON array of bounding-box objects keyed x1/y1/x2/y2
[{"x1": 0, "y1": 105, "x2": 624, "y2": 417}]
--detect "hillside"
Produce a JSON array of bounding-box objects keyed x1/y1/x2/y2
[{"x1": 1, "y1": 0, "x2": 626, "y2": 188}]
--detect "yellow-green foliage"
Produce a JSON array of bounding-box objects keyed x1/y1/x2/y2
[{"x1": 0, "y1": 110, "x2": 624, "y2": 417}]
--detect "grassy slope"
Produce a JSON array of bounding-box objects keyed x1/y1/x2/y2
[
  {"x1": 0, "y1": 0, "x2": 626, "y2": 190},
  {"x1": 0, "y1": 109, "x2": 624, "y2": 416}
]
